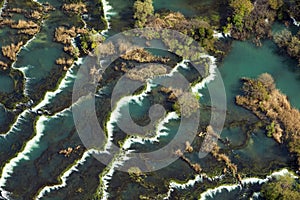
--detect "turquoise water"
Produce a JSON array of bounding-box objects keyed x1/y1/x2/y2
[{"x1": 219, "y1": 40, "x2": 300, "y2": 109}]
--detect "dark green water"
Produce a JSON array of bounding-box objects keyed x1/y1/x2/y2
[{"x1": 0, "y1": 75, "x2": 13, "y2": 93}]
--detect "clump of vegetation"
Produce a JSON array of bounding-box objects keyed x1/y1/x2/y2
[
  {"x1": 236, "y1": 73, "x2": 300, "y2": 170},
  {"x1": 9, "y1": 20, "x2": 40, "y2": 35},
  {"x1": 121, "y1": 48, "x2": 169, "y2": 63},
  {"x1": 144, "y1": 12, "x2": 218, "y2": 54},
  {"x1": 261, "y1": 174, "x2": 300, "y2": 200},
  {"x1": 0, "y1": 60, "x2": 8, "y2": 70},
  {"x1": 56, "y1": 57, "x2": 74, "y2": 70},
  {"x1": 133, "y1": 0, "x2": 154, "y2": 28},
  {"x1": 10, "y1": 20, "x2": 38, "y2": 29},
  {"x1": 211, "y1": 144, "x2": 239, "y2": 179},
  {"x1": 229, "y1": 0, "x2": 254, "y2": 30},
  {"x1": 175, "y1": 149, "x2": 202, "y2": 173},
  {"x1": 1, "y1": 42, "x2": 23, "y2": 61},
  {"x1": 268, "y1": 0, "x2": 283, "y2": 10},
  {"x1": 126, "y1": 64, "x2": 167, "y2": 82},
  {"x1": 273, "y1": 29, "x2": 300, "y2": 66},
  {"x1": 285, "y1": 0, "x2": 300, "y2": 22},
  {"x1": 54, "y1": 26, "x2": 77, "y2": 44},
  {"x1": 62, "y1": 3, "x2": 87, "y2": 14},
  {"x1": 173, "y1": 92, "x2": 200, "y2": 118},
  {"x1": 79, "y1": 30, "x2": 104, "y2": 54},
  {"x1": 226, "y1": 0, "x2": 283, "y2": 43}
]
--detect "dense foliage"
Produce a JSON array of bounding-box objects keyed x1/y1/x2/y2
[
  {"x1": 274, "y1": 29, "x2": 300, "y2": 66},
  {"x1": 236, "y1": 74, "x2": 300, "y2": 170},
  {"x1": 261, "y1": 174, "x2": 300, "y2": 200},
  {"x1": 229, "y1": 0, "x2": 254, "y2": 30},
  {"x1": 133, "y1": 0, "x2": 154, "y2": 28}
]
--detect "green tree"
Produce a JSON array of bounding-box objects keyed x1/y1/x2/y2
[
  {"x1": 229, "y1": 0, "x2": 254, "y2": 29},
  {"x1": 268, "y1": 0, "x2": 283, "y2": 10},
  {"x1": 133, "y1": 0, "x2": 154, "y2": 28},
  {"x1": 261, "y1": 174, "x2": 300, "y2": 200}
]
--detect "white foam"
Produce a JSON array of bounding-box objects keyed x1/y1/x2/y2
[
  {"x1": 1, "y1": 110, "x2": 29, "y2": 139},
  {"x1": 166, "y1": 60, "x2": 189, "y2": 76},
  {"x1": 250, "y1": 192, "x2": 260, "y2": 200},
  {"x1": 122, "y1": 112, "x2": 179, "y2": 148},
  {"x1": 32, "y1": 62, "x2": 79, "y2": 112},
  {"x1": 291, "y1": 17, "x2": 300, "y2": 27},
  {"x1": 1, "y1": 56, "x2": 81, "y2": 138},
  {"x1": 105, "y1": 82, "x2": 155, "y2": 150},
  {"x1": 213, "y1": 31, "x2": 224, "y2": 39},
  {"x1": 98, "y1": 150, "x2": 132, "y2": 200},
  {"x1": 213, "y1": 31, "x2": 231, "y2": 39},
  {"x1": 0, "y1": 108, "x2": 72, "y2": 194},
  {"x1": 32, "y1": 0, "x2": 42, "y2": 6},
  {"x1": 164, "y1": 175, "x2": 203, "y2": 199},
  {"x1": 36, "y1": 149, "x2": 101, "y2": 199},
  {"x1": 0, "y1": 115, "x2": 47, "y2": 190},
  {"x1": 191, "y1": 55, "x2": 217, "y2": 93},
  {"x1": 101, "y1": 0, "x2": 117, "y2": 35},
  {"x1": 199, "y1": 168, "x2": 296, "y2": 200}
]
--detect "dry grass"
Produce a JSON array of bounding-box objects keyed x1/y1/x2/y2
[
  {"x1": 62, "y1": 3, "x2": 87, "y2": 14},
  {"x1": 2, "y1": 42, "x2": 23, "y2": 61},
  {"x1": 126, "y1": 64, "x2": 167, "y2": 82},
  {"x1": 121, "y1": 48, "x2": 169, "y2": 63},
  {"x1": 11, "y1": 20, "x2": 38, "y2": 29},
  {"x1": 54, "y1": 26, "x2": 77, "y2": 44},
  {"x1": 236, "y1": 73, "x2": 300, "y2": 170}
]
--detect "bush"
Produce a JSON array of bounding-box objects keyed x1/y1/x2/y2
[
  {"x1": 261, "y1": 174, "x2": 300, "y2": 200},
  {"x1": 133, "y1": 0, "x2": 154, "y2": 28}
]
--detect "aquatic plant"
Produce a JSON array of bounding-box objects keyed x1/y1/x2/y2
[
  {"x1": 121, "y1": 48, "x2": 169, "y2": 63},
  {"x1": 274, "y1": 29, "x2": 300, "y2": 66},
  {"x1": 1, "y1": 42, "x2": 23, "y2": 61},
  {"x1": 236, "y1": 74, "x2": 300, "y2": 170}
]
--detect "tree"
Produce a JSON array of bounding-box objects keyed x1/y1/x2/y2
[
  {"x1": 261, "y1": 174, "x2": 300, "y2": 200},
  {"x1": 229, "y1": 0, "x2": 254, "y2": 29},
  {"x1": 268, "y1": 0, "x2": 283, "y2": 10},
  {"x1": 133, "y1": 0, "x2": 154, "y2": 28}
]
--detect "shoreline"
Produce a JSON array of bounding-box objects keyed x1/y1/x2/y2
[
  {"x1": 97, "y1": 55, "x2": 218, "y2": 198},
  {"x1": 0, "y1": 108, "x2": 72, "y2": 194},
  {"x1": 199, "y1": 168, "x2": 296, "y2": 200},
  {"x1": 35, "y1": 149, "x2": 101, "y2": 199},
  {"x1": 100, "y1": 0, "x2": 116, "y2": 35}
]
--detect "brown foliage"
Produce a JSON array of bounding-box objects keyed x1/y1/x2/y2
[
  {"x1": 211, "y1": 144, "x2": 238, "y2": 178},
  {"x1": 121, "y1": 48, "x2": 169, "y2": 63},
  {"x1": 26, "y1": 10, "x2": 43, "y2": 20},
  {"x1": 54, "y1": 26, "x2": 77, "y2": 44},
  {"x1": 62, "y1": 3, "x2": 87, "y2": 14},
  {"x1": 11, "y1": 20, "x2": 38, "y2": 29},
  {"x1": 236, "y1": 74, "x2": 300, "y2": 169},
  {"x1": 126, "y1": 64, "x2": 167, "y2": 82},
  {"x1": 0, "y1": 19, "x2": 14, "y2": 27},
  {"x1": 0, "y1": 60, "x2": 8, "y2": 70},
  {"x1": 175, "y1": 149, "x2": 202, "y2": 173},
  {"x1": 2, "y1": 41, "x2": 23, "y2": 61},
  {"x1": 185, "y1": 141, "x2": 193, "y2": 153}
]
